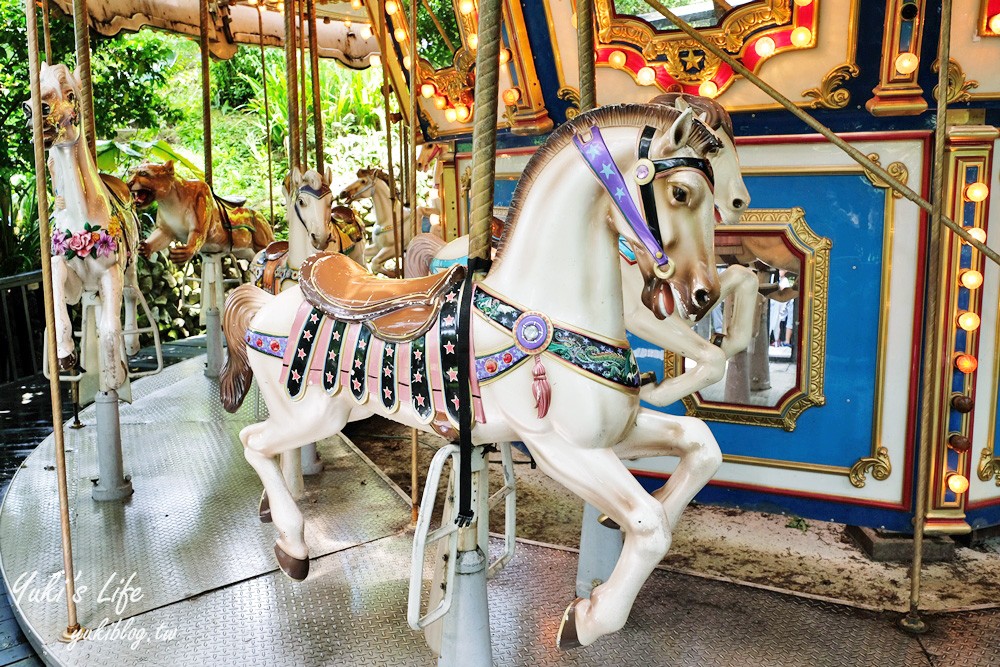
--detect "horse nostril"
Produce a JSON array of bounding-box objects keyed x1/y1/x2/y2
[{"x1": 694, "y1": 288, "x2": 711, "y2": 308}]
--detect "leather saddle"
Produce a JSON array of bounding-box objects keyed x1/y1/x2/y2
[
  {"x1": 263, "y1": 240, "x2": 289, "y2": 261},
  {"x1": 299, "y1": 253, "x2": 465, "y2": 343},
  {"x1": 216, "y1": 193, "x2": 248, "y2": 208}
]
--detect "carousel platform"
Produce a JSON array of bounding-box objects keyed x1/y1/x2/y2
[{"x1": 1, "y1": 356, "x2": 997, "y2": 666}]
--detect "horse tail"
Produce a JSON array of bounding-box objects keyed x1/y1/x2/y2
[
  {"x1": 405, "y1": 233, "x2": 446, "y2": 278},
  {"x1": 250, "y1": 211, "x2": 276, "y2": 252},
  {"x1": 220, "y1": 284, "x2": 272, "y2": 413}
]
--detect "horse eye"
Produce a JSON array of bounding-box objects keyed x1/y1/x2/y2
[
  {"x1": 297, "y1": 198, "x2": 305, "y2": 207},
  {"x1": 41, "y1": 103, "x2": 51, "y2": 115},
  {"x1": 672, "y1": 186, "x2": 688, "y2": 203},
  {"x1": 67, "y1": 92, "x2": 76, "y2": 103}
]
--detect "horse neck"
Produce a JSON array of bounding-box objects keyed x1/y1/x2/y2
[
  {"x1": 371, "y1": 179, "x2": 397, "y2": 228},
  {"x1": 482, "y1": 135, "x2": 628, "y2": 340},
  {"x1": 286, "y1": 199, "x2": 311, "y2": 269},
  {"x1": 50, "y1": 136, "x2": 109, "y2": 228}
]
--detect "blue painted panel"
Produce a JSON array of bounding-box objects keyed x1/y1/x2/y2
[{"x1": 633, "y1": 173, "x2": 890, "y2": 470}]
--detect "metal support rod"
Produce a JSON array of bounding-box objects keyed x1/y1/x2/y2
[
  {"x1": 72, "y1": 0, "x2": 96, "y2": 155},
  {"x1": 41, "y1": 0, "x2": 52, "y2": 63},
  {"x1": 307, "y1": 0, "x2": 324, "y2": 173},
  {"x1": 576, "y1": 0, "x2": 596, "y2": 112},
  {"x1": 644, "y1": 0, "x2": 1000, "y2": 267},
  {"x1": 199, "y1": 0, "x2": 213, "y2": 187},
  {"x1": 378, "y1": 2, "x2": 399, "y2": 239},
  {"x1": 411, "y1": 428, "x2": 419, "y2": 523},
  {"x1": 397, "y1": 114, "x2": 407, "y2": 271},
  {"x1": 24, "y1": 0, "x2": 80, "y2": 638},
  {"x1": 257, "y1": 6, "x2": 274, "y2": 223},
  {"x1": 902, "y1": 0, "x2": 953, "y2": 635},
  {"x1": 419, "y1": 0, "x2": 456, "y2": 54},
  {"x1": 467, "y1": 0, "x2": 503, "y2": 267},
  {"x1": 285, "y1": 0, "x2": 300, "y2": 172},
  {"x1": 405, "y1": 0, "x2": 418, "y2": 274},
  {"x1": 298, "y1": 0, "x2": 309, "y2": 165}
]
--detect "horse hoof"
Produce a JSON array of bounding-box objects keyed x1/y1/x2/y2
[
  {"x1": 259, "y1": 490, "x2": 272, "y2": 523},
  {"x1": 597, "y1": 514, "x2": 621, "y2": 531},
  {"x1": 58, "y1": 353, "x2": 76, "y2": 371},
  {"x1": 274, "y1": 544, "x2": 309, "y2": 581},
  {"x1": 556, "y1": 598, "x2": 584, "y2": 650}
]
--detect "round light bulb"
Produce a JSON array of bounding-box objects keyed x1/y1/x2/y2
[
  {"x1": 499, "y1": 48, "x2": 511, "y2": 65},
  {"x1": 394, "y1": 27, "x2": 406, "y2": 42},
  {"x1": 502, "y1": 87, "x2": 521, "y2": 106},
  {"x1": 429, "y1": 187, "x2": 439, "y2": 200},
  {"x1": 791, "y1": 27, "x2": 812, "y2": 47},
  {"x1": 990, "y1": 14, "x2": 1000, "y2": 34},
  {"x1": 421, "y1": 83, "x2": 436, "y2": 98},
  {"x1": 351, "y1": 0, "x2": 362, "y2": 8},
  {"x1": 960, "y1": 270, "x2": 984, "y2": 290},
  {"x1": 343, "y1": 19, "x2": 352, "y2": 28},
  {"x1": 699, "y1": 80, "x2": 719, "y2": 97},
  {"x1": 403, "y1": 55, "x2": 411, "y2": 69},
  {"x1": 947, "y1": 473, "x2": 970, "y2": 495},
  {"x1": 467, "y1": 33, "x2": 478, "y2": 49},
  {"x1": 794, "y1": 0, "x2": 812, "y2": 5},
  {"x1": 609, "y1": 50, "x2": 627, "y2": 69},
  {"x1": 385, "y1": 0, "x2": 398, "y2": 15},
  {"x1": 433, "y1": 96, "x2": 447, "y2": 110},
  {"x1": 247, "y1": 0, "x2": 257, "y2": 6},
  {"x1": 966, "y1": 182, "x2": 989, "y2": 202},
  {"x1": 895, "y1": 52, "x2": 919, "y2": 75},
  {"x1": 455, "y1": 104, "x2": 471, "y2": 122},
  {"x1": 636, "y1": 66, "x2": 656, "y2": 86},
  {"x1": 958, "y1": 311, "x2": 981, "y2": 332},
  {"x1": 360, "y1": 25, "x2": 373, "y2": 40},
  {"x1": 429, "y1": 213, "x2": 440, "y2": 226},
  {"x1": 459, "y1": 0, "x2": 475, "y2": 15},
  {"x1": 755, "y1": 36, "x2": 776, "y2": 58},
  {"x1": 955, "y1": 353, "x2": 978, "y2": 374},
  {"x1": 966, "y1": 227, "x2": 987, "y2": 244},
  {"x1": 444, "y1": 107, "x2": 458, "y2": 122}
]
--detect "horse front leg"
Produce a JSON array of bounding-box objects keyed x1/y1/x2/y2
[
  {"x1": 634, "y1": 314, "x2": 727, "y2": 407},
  {"x1": 715, "y1": 264, "x2": 757, "y2": 358},
  {"x1": 525, "y1": 438, "x2": 673, "y2": 648},
  {"x1": 611, "y1": 410, "x2": 721, "y2": 530},
  {"x1": 122, "y1": 258, "x2": 140, "y2": 356},
  {"x1": 97, "y1": 267, "x2": 127, "y2": 390},
  {"x1": 51, "y1": 256, "x2": 82, "y2": 370}
]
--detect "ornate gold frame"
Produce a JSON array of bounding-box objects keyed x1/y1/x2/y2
[{"x1": 669, "y1": 208, "x2": 829, "y2": 432}]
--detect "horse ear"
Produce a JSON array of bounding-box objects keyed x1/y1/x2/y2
[
  {"x1": 164, "y1": 160, "x2": 175, "y2": 174},
  {"x1": 72, "y1": 66, "x2": 83, "y2": 89},
  {"x1": 324, "y1": 164, "x2": 334, "y2": 185},
  {"x1": 41, "y1": 61, "x2": 49, "y2": 72},
  {"x1": 281, "y1": 173, "x2": 291, "y2": 199},
  {"x1": 674, "y1": 96, "x2": 690, "y2": 113},
  {"x1": 305, "y1": 169, "x2": 322, "y2": 190},
  {"x1": 292, "y1": 165, "x2": 303, "y2": 186},
  {"x1": 663, "y1": 107, "x2": 694, "y2": 153}
]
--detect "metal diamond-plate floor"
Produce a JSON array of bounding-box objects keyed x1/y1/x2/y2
[{"x1": 2, "y1": 356, "x2": 998, "y2": 666}]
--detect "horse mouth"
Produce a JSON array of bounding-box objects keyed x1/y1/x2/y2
[
  {"x1": 130, "y1": 186, "x2": 156, "y2": 208},
  {"x1": 641, "y1": 277, "x2": 677, "y2": 320}
]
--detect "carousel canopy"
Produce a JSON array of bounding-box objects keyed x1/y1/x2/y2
[{"x1": 48, "y1": 0, "x2": 379, "y2": 67}]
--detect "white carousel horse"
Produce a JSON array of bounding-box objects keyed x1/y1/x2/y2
[
  {"x1": 408, "y1": 93, "x2": 759, "y2": 407},
  {"x1": 29, "y1": 63, "x2": 141, "y2": 390},
  {"x1": 339, "y1": 168, "x2": 425, "y2": 276},
  {"x1": 221, "y1": 103, "x2": 725, "y2": 647}
]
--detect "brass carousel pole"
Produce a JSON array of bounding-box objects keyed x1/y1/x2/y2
[
  {"x1": 257, "y1": 4, "x2": 275, "y2": 223},
  {"x1": 407, "y1": 0, "x2": 419, "y2": 522},
  {"x1": 378, "y1": 1, "x2": 399, "y2": 256},
  {"x1": 72, "y1": 0, "x2": 96, "y2": 156},
  {"x1": 285, "y1": 0, "x2": 301, "y2": 172},
  {"x1": 643, "y1": 0, "x2": 1000, "y2": 266},
  {"x1": 298, "y1": 0, "x2": 309, "y2": 165},
  {"x1": 41, "y1": 0, "x2": 52, "y2": 63},
  {"x1": 24, "y1": 0, "x2": 81, "y2": 641},
  {"x1": 901, "y1": 0, "x2": 952, "y2": 635},
  {"x1": 199, "y1": 0, "x2": 213, "y2": 188},
  {"x1": 576, "y1": 0, "x2": 595, "y2": 112},
  {"x1": 307, "y1": 0, "x2": 324, "y2": 172},
  {"x1": 397, "y1": 114, "x2": 408, "y2": 271}
]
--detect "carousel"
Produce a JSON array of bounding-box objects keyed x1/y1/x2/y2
[{"x1": 2, "y1": 0, "x2": 1000, "y2": 665}]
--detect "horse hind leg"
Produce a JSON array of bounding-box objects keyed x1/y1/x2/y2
[
  {"x1": 524, "y1": 438, "x2": 673, "y2": 648},
  {"x1": 98, "y1": 268, "x2": 127, "y2": 390},
  {"x1": 122, "y1": 259, "x2": 140, "y2": 356}
]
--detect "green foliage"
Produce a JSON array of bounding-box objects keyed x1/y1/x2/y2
[
  {"x1": 212, "y1": 45, "x2": 280, "y2": 110},
  {"x1": 401, "y1": 0, "x2": 460, "y2": 70}
]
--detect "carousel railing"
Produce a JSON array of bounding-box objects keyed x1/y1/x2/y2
[{"x1": 0, "y1": 269, "x2": 44, "y2": 383}]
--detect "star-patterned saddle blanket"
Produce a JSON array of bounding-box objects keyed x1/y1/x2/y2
[{"x1": 244, "y1": 282, "x2": 485, "y2": 436}]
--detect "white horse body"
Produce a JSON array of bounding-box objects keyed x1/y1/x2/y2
[
  {"x1": 38, "y1": 63, "x2": 140, "y2": 390},
  {"x1": 223, "y1": 104, "x2": 726, "y2": 647}
]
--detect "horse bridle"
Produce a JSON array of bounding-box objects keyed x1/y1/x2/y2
[
  {"x1": 573, "y1": 123, "x2": 716, "y2": 280},
  {"x1": 343, "y1": 174, "x2": 378, "y2": 203}
]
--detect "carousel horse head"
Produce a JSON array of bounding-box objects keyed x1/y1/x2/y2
[
  {"x1": 25, "y1": 62, "x2": 84, "y2": 149},
  {"x1": 415, "y1": 142, "x2": 445, "y2": 172},
  {"x1": 283, "y1": 167, "x2": 336, "y2": 251},
  {"x1": 650, "y1": 93, "x2": 749, "y2": 225},
  {"x1": 338, "y1": 167, "x2": 389, "y2": 203},
  {"x1": 127, "y1": 160, "x2": 177, "y2": 209}
]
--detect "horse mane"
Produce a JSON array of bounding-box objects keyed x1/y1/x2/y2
[
  {"x1": 498, "y1": 104, "x2": 718, "y2": 256},
  {"x1": 648, "y1": 93, "x2": 734, "y2": 141}
]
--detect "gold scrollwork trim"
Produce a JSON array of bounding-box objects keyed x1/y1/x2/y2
[
  {"x1": 863, "y1": 153, "x2": 908, "y2": 199},
  {"x1": 558, "y1": 86, "x2": 581, "y2": 120},
  {"x1": 978, "y1": 448, "x2": 1000, "y2": 485},
  {"x1": 676, "y1": 207, "x2": 829, "y2": 433},
  {"x1": 802, "y1": 63, "x2": 860, "y2": 110},
  {"x1": 849, "y1": 446, "x2": 892, "y2": 488},
  {"x1": 931, "y1": 58, "x2": 980, "y2": 104}
]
